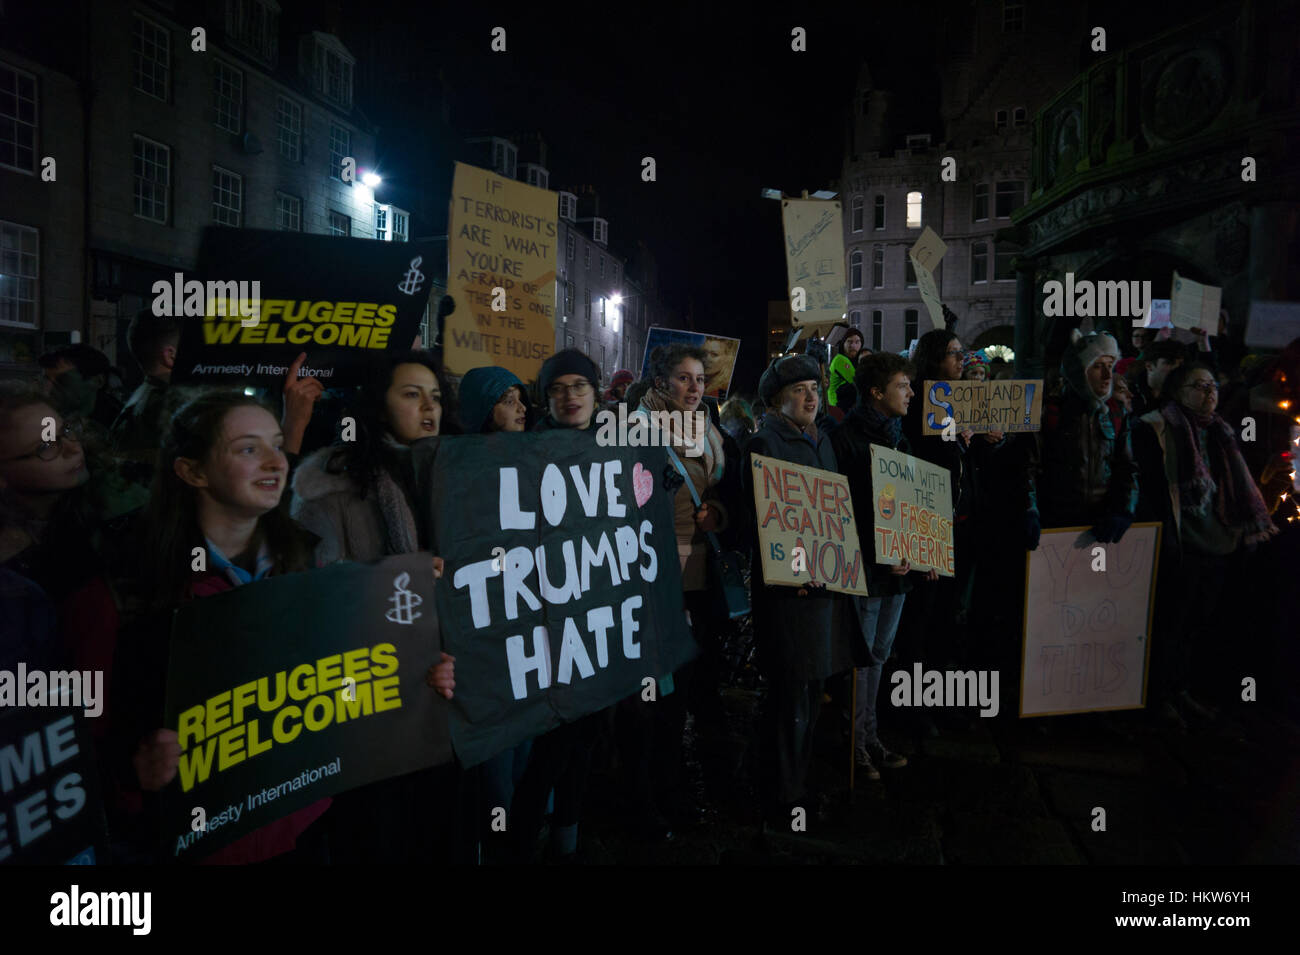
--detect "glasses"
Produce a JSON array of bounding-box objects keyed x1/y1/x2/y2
[
  {"x1": 3, "y1": 422, "x2": 81, "y2": 463},
  {"x1": 546, "y1": 381, "x2": 593, "y2": 398},
  {"x1": 1184, "y1": 381, "x2": 1219, "y2": 394}
]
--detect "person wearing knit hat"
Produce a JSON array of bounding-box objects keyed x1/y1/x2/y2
[
  {"x1": 535, "y1": 348, "x2": 601, "y2": 430},
  {"x1": 758, "y1": 353, "x2": 822, "y2": 410},
  {"x1": 961, "y1": 351, "x2": 989, "y2": 381},
  {"x1": 458, "y1": 365, "x2": 528, "y2": 433},
  {"x1": 1034, "y1": 328, "x2": 1138, "y2": 543},
  {"x1": 603, "y1": 368, "x2": 634, "y2": 404},
  {"x1": 1130, "y1": 338, "x2": 1187, "y2": 418}
]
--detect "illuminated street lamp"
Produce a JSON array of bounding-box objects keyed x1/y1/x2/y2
[{"x1": 362, "y1": 171, "x2": 382, "y2": 188}]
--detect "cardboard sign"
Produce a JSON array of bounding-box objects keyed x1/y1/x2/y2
[
  {"x1": 908, "y1": 226, "x2": 948, "y2": 330},
  {"x1": 161, "y1": 554, "x2": 452, "y2": 861},
  {"x1": 1137, "y1": 298, "x2": 1172, "y2": 329},
  {"x1": 1170, "y1": 271, "x2": 1221, "y2": 333},
  {"x1": 0, "y1": 707, "x2": 108, "y2": 865},
  {"x1": 782, "y1": 199, "x2": 847, "y2": 327},
  {"x1": 173, "y1": 228, "x2": 436, "y2": 386},
  {"x1": 869, "y1": 445, "x2": 955, "y2": 576},
  {"x1": 921, "y1": 379, "x2": 1044, "y2": 434},
  {"x1": 445, "y1": 162, "x2": 558, "y2": 381},
  {"x1": 749, "y1": 453, "x2": 870, "y2": 596},
  {"x1": 638, "y1": 327, "x2": 741, "y2": 399},
  {"x1": 1020, "y1": 524, "x2": 1160, "y2": 717},
  {"x1": 412, "y1": 432, "x2": 697, "y2": 768}
]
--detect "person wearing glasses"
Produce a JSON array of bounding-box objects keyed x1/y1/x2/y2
[
  {"x1": 1132, "y1": 363, "x2": 1278, "y2": 730},
  {"x1": 534, "y1": 348, "x2": 601, "y2": 431}
]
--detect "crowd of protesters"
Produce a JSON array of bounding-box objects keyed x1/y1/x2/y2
[{"x1": 2, "y1": 297, "x2": 1296, "y2": 864}]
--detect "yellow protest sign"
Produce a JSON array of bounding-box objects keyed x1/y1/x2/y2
[
  {"x1": 446, "y1": 162, "x2": 558, "y2": 380},
  {"x1": 869, "y1": 445, "x2": 954, "y2": 576}
]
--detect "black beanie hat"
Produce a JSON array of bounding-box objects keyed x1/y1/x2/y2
[
  {"x1": 758, "y1": 353, "x2": 821, "y2": 404},
  {"x1": 538, "y1": 348, "x2": 601, "y2": 396}
]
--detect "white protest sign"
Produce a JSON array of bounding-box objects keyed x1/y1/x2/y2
[
  {"x1": 782, "y1": 199, "x2": 847, "y2": 327},
  {"x1": 1170, "y1": 271, "x2": 1221, "y2": 333},
  {"x1": 908, "y1": 226, "x2": 948, "y2": 330},
  {"x1": 1020, "y1": 524, "x2": 1160, "y2": 717},
  {"x1": 1138, "y1": 298, "x2": 1172, "y2": 329}
]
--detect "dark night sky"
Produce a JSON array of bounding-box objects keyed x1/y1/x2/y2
[{"x1": 341, "y1": 3, "x2": 944, "y2": 387}]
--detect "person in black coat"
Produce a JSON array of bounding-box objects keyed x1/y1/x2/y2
[{"x1": 742, "y1": 354, "x2": 853, "y2": 823}]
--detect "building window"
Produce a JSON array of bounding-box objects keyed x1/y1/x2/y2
[
  {"x1": 566, "y1": 232, "x2": 575, "y2": 261},
  {"x1": 565, "y1": 332, "x2": 574, "y2": 349},
  {"x1": 972, "y1": 183, "x2": 988, "y2": 221},
  {"x1": 849, "y1": 250, "x2": 863, "y2": 290},
  {"x1": 873, "y1": 195, "x2": 885, "y2": 230},
  {"x1": 593, "y1": 218, "x2": 608, "y2": 245},
  {"x1": 994, "y1": 243, "x2": 1017, "y2": 281},
  {"x1": 132, "y1": 14, "x2": 169, "y2": 101},
  {"x1": 329, "y1": 123, "x2": 350, "y2": 180},
  {"x1": 584, "y1": 244, "x2": 590, "y2": 270},
  {"x1": 905, "y1": 256, "x2": 917, "y2": 288},
  {"x1": 211, "y1": 166, "x2": 242, "y2": 226},
  {"x1": 559, "y1": 192, "x2": 577, "y2": 221},
  {"x1": 995, "y1": 180, "x2": 1024, "y2": 218},
  {"x1": 304, "y1": 34, "x2": 354, "y2": 109},
  {"x1": 0, "y1": 220, "x2": 38, "y2": 327},
  {"x1": 328, "y1": 211, "x2": 350, "y2": 236},
  {"x1": 851, "y1": 195, "x2": 864, "y2": 232},
  {"x1": 564, "y1": 280, "x2": 574, "y2": 316},
  {"x1": 276, "y1": 96, "x2": 301, "y2": 161},
  {"x1": 225, "y1": 0, "x2": 278, "y2": 66},
  {"x1": 492, "y1": 138, "x2": 516, "y2": 179},
  {"x1": 612, "y1": 263, "x2": 619, "y2": 285},
  {"x1": 1013, "y1": 106, "x2": 1027, "y2": 127},
  {"x1": 213, "y1": 62, "x2": 243, "y2": 134},
  {"x1": 599, "y1": 297, "x2": 606, "y2": 327},
  {"x1": 132, "y1": 135, "x2": 170, "y2": 223},
  {"x1": 1003, "y1": 0, "x2": 1024, "y2": 32},
  {"x1": 583, "y1": 337, "x2": 590, "y2": 356},
  {"x1": 391, "y1": 208, "x2": 408, "y2": 242},
  {"x1": 906, "y1": 191, "x2": 922, "y2": 228},
  {"x1": 872, "y1": 247, "x2": 883, "y2": 288},
  {"x1": 995, "y1": 109, "x2": 1008, "y2": 130},
  {"x1": 871, "y1": 310, "x2": 883, "y2": 351},
  {"x1": 524, "y1": 164, "x2": 548, "y2": 189},
  {"x1": 1, "y1": 64, "x2": 37, "y2": 173},
  {"x1": 971, "y1": 241, "x2": 988, "y2": 283},
  {"x1": 600, "y1": 254, "x2": 605, "y2": 279},
  {"x1": 849, "y1": 309, "x2": 861, "y2": 328},
  {"x1": 584, "y1": 290, "x2": 591, "y2": 321},
  {"x1": 904, "y1": 309, "x2": 919, "y2": 346},
  {"x1": 275, "y1": 192, "x2": 301, "y2": 231},
  {"x1": 374, "y1": 204, "x2": 388, "y2": 239}
]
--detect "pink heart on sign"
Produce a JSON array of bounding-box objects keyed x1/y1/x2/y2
[{"x1": 632, "y1": 462, "x2": 654, "y2": 507}]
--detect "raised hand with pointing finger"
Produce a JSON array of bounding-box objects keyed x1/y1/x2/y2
[{"x1": 281, "y1": 352, "x2": 324, "y2": 455}]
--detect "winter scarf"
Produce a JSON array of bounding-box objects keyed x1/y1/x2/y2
[
  {"x1": 861, "y1": 404, "x2": 903, "y2": 447},
  {"x1": 205, "y1": 536, "x2": 274, "y2": 587},
  {"x1": 636, "y1": 387, "x2": 725, "y2": 484},
  {"x1": 1161, "y1": 401, "x2": 1278, "y2": 545},
  {"x1": 376, "y1": 436, "x2": 421, "y2": 555}
]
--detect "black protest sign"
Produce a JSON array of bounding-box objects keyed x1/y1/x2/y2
[
  {"x1": 161, "y1": 554, "x2": 452, "y2": 861},
  {"x1": 412, "y1": 431, "x2": 696, "y2": 768},
  {"x1": 0, "y1": 706, "x2": 108, "y2": 865},
  {"x1": 172, "y1": 227, "x2": 435, "y2": 387}
]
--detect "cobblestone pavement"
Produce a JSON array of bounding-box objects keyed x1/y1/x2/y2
[{"x1": 569, "y1": 686, "x2": 1300, "y2": 865}]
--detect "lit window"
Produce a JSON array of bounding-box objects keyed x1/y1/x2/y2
[
  {"x1": 329, "y1": 124, "x2": 350, "y2": 180},
  {"x1": 132, "y1": 15, "x2": 169, "y2": 101},
  {"x1": 872, "y1": 247, "x2": 883, "y2": 288},
  {"x1": 995, "y1": 181, "x2": 1024, "y2": 218},
  {"x1": 0, "y1": 220, "x2": 39, "y2": 327},
  {"x1": 851, "y1": 196, "x2": 864, "y2": 232},
  {"x1": 971, "y1": 241, "x2": 988, "y2": 283},
  {"x1": 973, "y1": 183, "x2": 988, "y2": 222},
  {"x1": 906, "y1": 191, "x2": 922, "y2": 228},
  {"x1": 328, "y1": 211, "x2": 350, "y2": 236},
  {"x1": 276, "y1": 96, "x2": 301, "y2": 161},
  {"x1": 213, "y1": 62, "x2": 243, "y2": 134},
  {"x1": 391, "y1": 208, "x2": 408, "y2": 242},
  {"x1": 375, "y1": 204, "x2": 388, "y2": 240},
  {"x1": 133, "y1": 136, "x2": 170, "y2": 223},
  {"x1": 873, "y1": 195, "x2": 885, "y2": 230},
  {"x1": 850, "y1": 250, "x2": 863, "y2": 290},
  {"x1": 211, "y1": 166, "x2": 242, "y2": 226},
  {"x1": 276, "y1": 192, "x2": 301, "y2": 231}
]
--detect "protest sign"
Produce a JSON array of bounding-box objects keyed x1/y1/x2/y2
[
  {"x1": 412, "y1": 431, "x2": 696, "y2": 768},
  {"x1": 869, "y1": 445, "x2": 955, "y2": 576},
  {"x1": 1020, "y1": 524, "x2": 1160, "y2": 717},
  {"x1": 0, "y1": 707, "x2": 107, "y2": 865},
  {"x1": 172, "y1": 228, "x2": 435, "y2": 387},
  {"x1": 638, "y1": 326, "x2": 741, "y2": 399},
  {"x1": 1170, "y1": 271, "x2": 1221, "y2": 333},
  {"x1": 782, "y1": 199, "x2": 847, "y2": 327},
  {"x1": 445, "y1": 161, "x2": 558, "y2": 382},
  {"x1": 921, "y1": 379, "x2": 1043, "y2": 434},
  {"x1": 1245, "y1": 301, "x2": 1300, "y2": 349},
  {"x1": 749, "y1": 453, "x2": 870, "y2": 596},
  {"x1": 161, "y1": 554, "x2": 451, "y2": 861},
  {"x1": 1138, "y1": 298, "x2": 1172, "y2": 329},
  {"x1": 908, "y1": 226, "x2": 948, "y2": 329}
]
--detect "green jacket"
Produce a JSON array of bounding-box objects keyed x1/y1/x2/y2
[{"x1": 828, "y1": 353, "x2": 855, "y2": 407}]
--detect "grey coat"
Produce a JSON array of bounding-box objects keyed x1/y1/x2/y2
[{"x1": 290, "y1": 448, "x2": 419, "y2": 565}]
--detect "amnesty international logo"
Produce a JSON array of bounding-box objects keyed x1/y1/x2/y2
[
  {"x1": 386, "y1": 572, "x2": 423, "y2": 624},
  {"x1": 397, "y1": 256, "x2": 425, "y2": 296}
]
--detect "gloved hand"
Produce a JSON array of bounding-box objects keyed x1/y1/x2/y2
[
  {"x1": 1091, "y1": 512, "x2": 1132, "y2": 543},
  {"x1": 1025, "y1": 508, "x2": 1041, "y2": 551}
]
